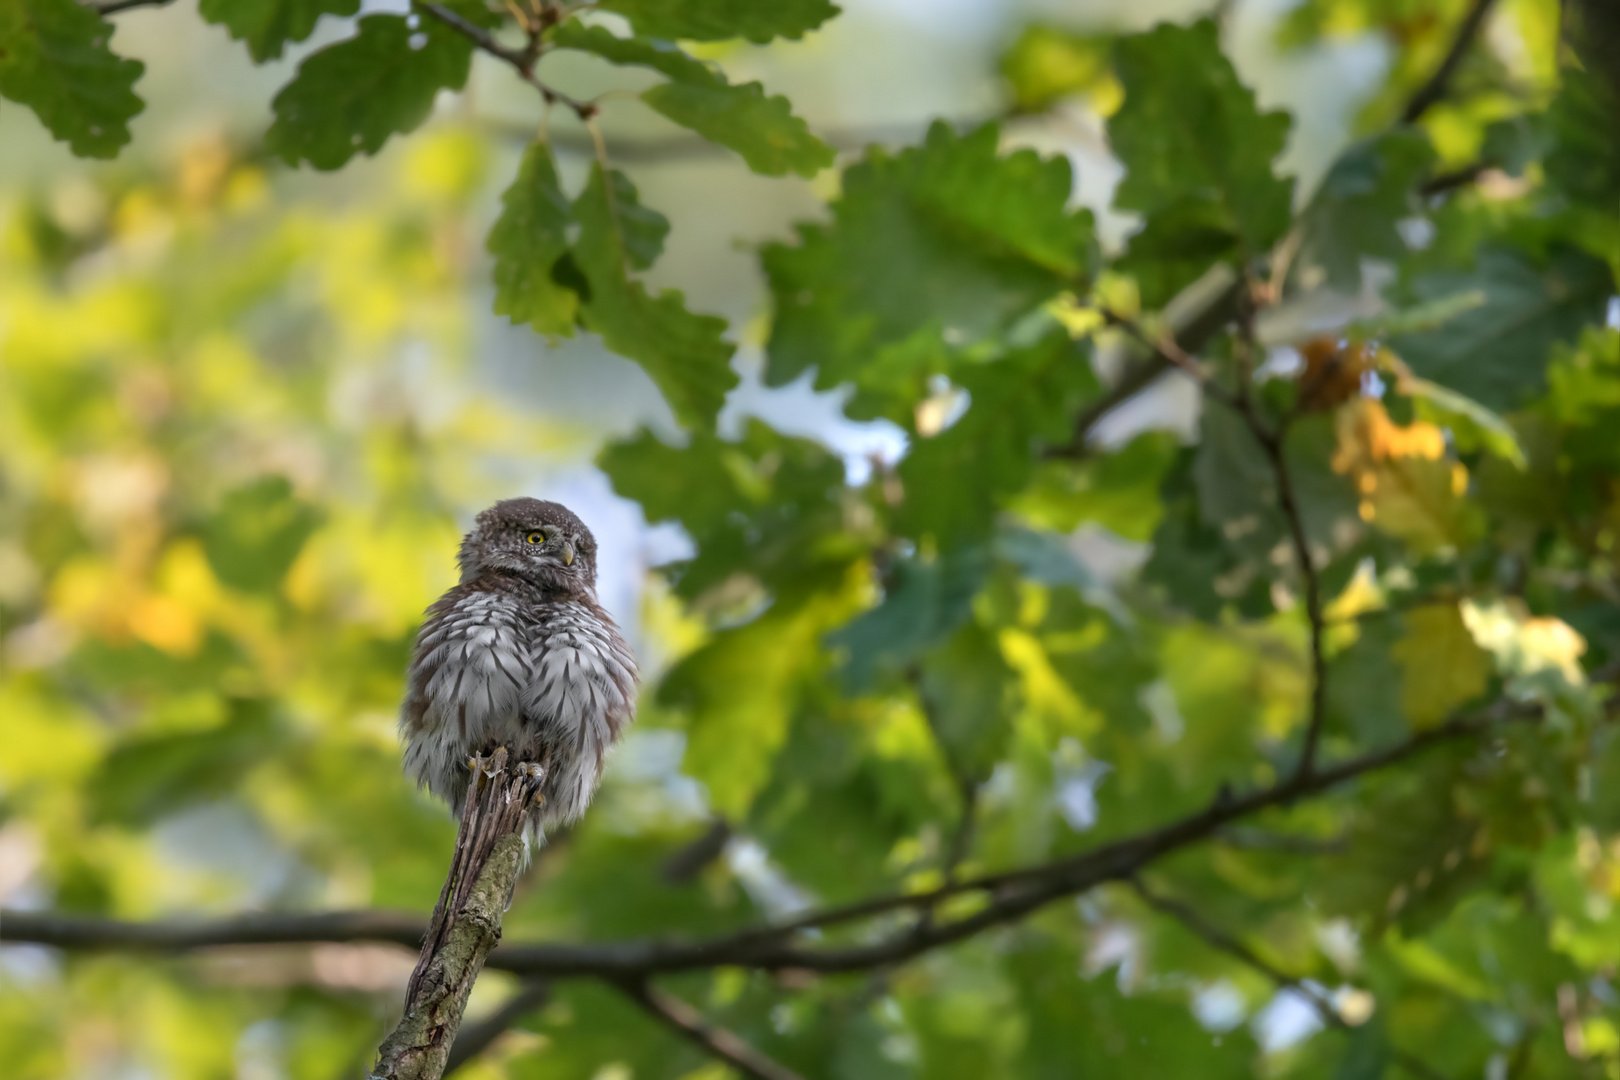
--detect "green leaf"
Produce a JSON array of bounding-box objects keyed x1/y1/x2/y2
[
  {"x1": 1391, "y1": 604, "x2": 1492, "y2": 729},
  {"x1": 1544, "y1": 64, "x2": 1620, "y2": 211},
  {"x1": 1334, "y1": 1019, "x2": 1393, "y2": 1080},
  {"x1": 0, "y1": 0, "x2": 144, "y2": 159},
  {"x1": 1390, "y1": 246, "x2": 1614, "y2": 411},
  {"x1": 1295, "y1": 129, "x2": 1435, "y2": 291},
  {"x1": 488, "y1": 142, "x2": 579, "y2": 336},
  {"x1": 998, "y1": 24, "x2": 1114, "y2": 114},
  {"x1": 828, "y1": 547, "x2": 991, "y2": 691},
  {"x1": 1314, "y1": 757, "x2": 1489, "y2": 933},
  {"x1": 1326, "y1": 611, "x2": 1407, "y2": 746},
  {"x1": 1012, "y1": 431, "x2": 1179, "y2": 542},
  {"x1": 765, "y1": 122, "x2": 1095, "y2": 389},
  {"x1": 89, "y1": 698, "x2": 283, "y2": 825},
  {"x1": 918, "y1": 622, "x2": 1017, "y2": 776},
  {"x1": 202, "y1": 476, "x2": 324, "y2": 593},
  {"x1": 1344, "y1": 289, "x2": 1486, "y2": 339},
  {"x1": 895, "y1": 332, "x2": 1101, "y2": 546},
  {"x1": 552, "y1": 22, "x2": 720, "y2": 83},
  {"x1": 596, "y1": 0, "x2": 839, "y2": 43},
  {"x1": 598, "y1": 420, "x2": 853, "y2": 599},
  {"x1": 643, "y1": 80, "x2": 834, "y2": 177},
  {"x1": 265, "y1": 14, "x2": 472, "y2": 170},
  {"x1": 573, "y1": 164, "x2": 736, "y2": 429},
  {"x1": 197, "y1": 0, "x2": 359, "y2": 63},
  {"x1": 1399, "y1": 374, "x2": 1528, "y2": 470},
  {"x1": 552, "y1": 24, "x2": 832, "y2": 177},
  {"x1": 1109, "y1": 19, "x2": 1293, "y2": 290},
  {"x1": 660, "y1": 598, "x2": 844, "y2": 818}
]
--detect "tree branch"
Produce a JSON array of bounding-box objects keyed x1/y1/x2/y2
[
  {"x1": 411, "y1": 1, "x2": 596, "y2": 119},
  {"x1": 612, "y1": 979, "x2": 805, "y2": 1080},
  {"x1": 1046, "y1": 276, "x2": 1245, "y2": 458},
  {"x1": 372, "y1": 749, "x2": 548, "y2": 1080},
  {"x1": 1402, "y1": 0, "x2": 1502, "y2": 123},
  {"x1": 6, "y1": 693, "x2": 1572, "y2": 983},
  {"x1": 1129, "y1": 878, "x2": 1451, "y2": 1080}
]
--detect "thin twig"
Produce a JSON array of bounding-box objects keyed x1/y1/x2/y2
[
  {"x1": 412, "y1": 0, "x2": 596, "y2": 118},
  {"x1": 1402, "y1": 0, "x2": 1502, "y2": 123},
  {"x1": 1129, "y1": 879, "x2": 1451, "y2": 1080},
  {"x1": 613, "y1": 979, "x2": 805, "y2": 1080},
  {"x1": 1129, "y1": 878, "x2": 1330, "y2": 1008},
  {"x1": 1046, "y1": 277, "x2": 1246, "y2": 458},
  {"x1": 89, "y1": 0, "x2": 174, "y2": 14},
  {"x1": 1100, "y1": 307, "x2": 1245, "y2": 411},
  {"x1": 1221, "y1": 295, "x2": 1330, "y2": 779},
  {"x1": 444, "y1": 978, "x2": 551, "y2": 1074}
]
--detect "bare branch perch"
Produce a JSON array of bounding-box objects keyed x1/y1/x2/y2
[
  {"x1": 372, "y1": 749, "x2": 548, "y2": 1080},
  {"x1": 613, "y1": 979, "x2": 805, "y2": 1080}
]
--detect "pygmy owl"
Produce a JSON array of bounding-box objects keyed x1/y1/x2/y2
[{"x1": 399, "y1": 499, "x2": 638, "y2": 831}]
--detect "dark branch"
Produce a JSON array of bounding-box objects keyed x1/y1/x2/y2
[
  {"x1": 1047, "y1": 276, "x2": 1244, "y2": 458},
  {"x1": 1402, "y1": 0, "x2": 1502, "y2": 123},
  {"x1": 1261, "y1": 425, "x2": 1329, "y2": 778},
  {"x1": 3, "y1": 693, "x2": 1557, "y2": 981},
  {"x1": 89, "y1": 0, "x2": 174, "y2": 14},
  {"x1": 445, "y1": 979, "x2": 551, "y2": 1075},
  {"x1": 411, "y1": 1, "x2": 595, "y2": 118},
  {"x1": 613, "y1": 979, "x2": 805, "y2": 1080},
  {"x1": 1129, "y1": 878, "x2": 1329, "y2": 1008}
]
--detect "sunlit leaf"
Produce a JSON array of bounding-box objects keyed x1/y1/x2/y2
[
  {"x1": 765, "y1": 122, "x2": 1095, "y2": 388},
  {"x1": 1391, "y1": 603, "x2": 1492, "y2": 728}
]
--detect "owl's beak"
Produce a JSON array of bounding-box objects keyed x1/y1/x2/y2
[{"x1": 562, "y1": 540, "x2": 576, "y2": 566}]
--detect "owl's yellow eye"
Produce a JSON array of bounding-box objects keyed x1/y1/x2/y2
[{"x1": 525, "y1": 530, "x2": 546, "y2": 544}]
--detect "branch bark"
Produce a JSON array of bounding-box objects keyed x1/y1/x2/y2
[
  {"x1": 372, "y1": 749, "x2": 547, "y2": 1080},
  {"x1": 444, "y1": 979, "x2": 550, "y2": 1075}
]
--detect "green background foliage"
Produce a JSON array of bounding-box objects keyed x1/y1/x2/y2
[{"x1": 1, "y1": 0, "x2": 1618, "y2": 1078}]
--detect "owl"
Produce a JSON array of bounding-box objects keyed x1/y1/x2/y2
[{"x1": 399, "y1": 499, "x2": 638, "y2": 832}]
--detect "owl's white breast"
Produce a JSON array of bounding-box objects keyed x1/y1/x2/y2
[{"x1": 400, "y1": 589, "x2": 533, "y2": 803}]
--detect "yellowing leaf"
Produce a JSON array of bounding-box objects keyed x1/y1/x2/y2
[
  {"x1": 1331, "y1": 398, "x2": 1477, "y2": 552},
  {"x1": 1392, "y1": 604, "x2": 1492, "y2": 728}
]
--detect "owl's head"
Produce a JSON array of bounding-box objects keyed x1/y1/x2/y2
[{"x1": 458, "y1": 498, "x2": 599, "y2": 594}]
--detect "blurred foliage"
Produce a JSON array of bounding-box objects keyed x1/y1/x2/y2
[{"x1": 2, "y1": 1, "x2": 1620, "y2": 1079}]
